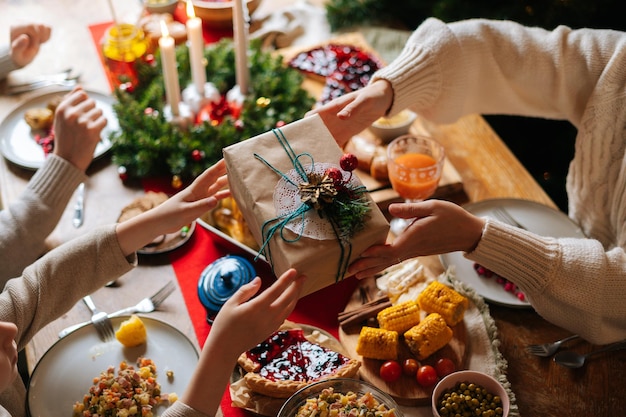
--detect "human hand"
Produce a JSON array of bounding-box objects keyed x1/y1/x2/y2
[
  {"x1": 180, "y1": 268, "x2": 306, "y2": 415},
  {"x1": 52, "y1": 87, "x2": 107, "y2": 172},
  {"x1": 305, "y1": 80, "x2": 393, "y2": 147},
  {"x1": 115, "y1": 160, "x2": 230, "y2": 255},
  {"x1": 9, "y1": 24, "x2": 51, "y2": 68},
  {"x1": 348, "y1": 200, "x2": 485, "y2": 278},
  {"x1": 209, "y1": 268, "x2": 306, "y2": 356}
]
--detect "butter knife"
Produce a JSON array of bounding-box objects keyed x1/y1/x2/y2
[{"x1": 72, "y1": 183, "x2": 85, "y2": 228}]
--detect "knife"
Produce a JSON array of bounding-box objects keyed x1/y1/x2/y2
[{"x1": 72, "y1": 183, "x2": 85, "y2": 228}]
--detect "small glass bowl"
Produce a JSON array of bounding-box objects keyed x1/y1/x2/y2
[{"x1": 278, "y1": 378, "x2": 403, "y2": 417}]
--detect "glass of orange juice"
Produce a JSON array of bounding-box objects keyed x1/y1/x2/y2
[{"x1": 387, "y1": 134, "x2": 445, "y2": 235}]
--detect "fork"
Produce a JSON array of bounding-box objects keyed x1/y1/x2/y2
[
  {"x1": 58, "y1": 281, "x2": 176, "y2": 338},
  {"x1": 6, "y1": 76, "x2": 80, "y2": 95},
  {"x1": 492, "y1": 206, "x2": 527, "y2": 230},
  {"x1": 526, "y1": 334, "x2": 580, "y2": 357},
  {"x1": 82, "y1": 295, "x2": 115, "y2": 342}
]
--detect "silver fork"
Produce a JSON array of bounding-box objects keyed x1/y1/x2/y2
[
  {"x1": 58, "y1": 281, "x2": 176, "y2": 338},
  {"x1": 526, "y1": 334, "x2": 580, "y2": 357},
  {"x1": 492, "y1": 206, "x2": 527, "y2": 230},
  {"x1": 6, "y1": 76, "x2": 80, "y2": 95},
  {"x1": 82, "y1": 295, "x2": 115, "y2": 342}
]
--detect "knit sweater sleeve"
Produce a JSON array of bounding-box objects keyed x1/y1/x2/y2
[
  {"x1": 372, "y1": 18, "x2": 625, "y2": 128},
  {"x1": 0, "y1": 225, "x2": 136, "y2": 350},
  {"x1": 0, "y1": 155, "x2": 86, "y2": 286},
  {"x1": 466, "y1": 219, "x2": 626, "y2": 344},
  {"x1": 0, "y1": 44, "x2": 18, "y2": 80}
]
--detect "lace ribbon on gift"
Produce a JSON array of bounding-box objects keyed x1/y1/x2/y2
[{"x1": 253, "y1": 128, "x2": 354, "y2": 282}]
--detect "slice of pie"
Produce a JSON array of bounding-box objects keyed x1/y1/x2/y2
[{"x1": 238, "y1": 328, "x2": 361, "y2": 398}]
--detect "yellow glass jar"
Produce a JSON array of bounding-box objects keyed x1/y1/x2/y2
[{"x1": 102, "y1": 23, "x2": 148, "y2": 89}]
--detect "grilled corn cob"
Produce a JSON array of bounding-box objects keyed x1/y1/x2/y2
[
  {"x1": 356, "y1": 326, "x2": 399, "y2": 360},
  {"x1": 376, "y1": 300, "x2": 421, "y2": 333},
  {"x1": 417, "y1": 280, "x2": 469, "y2": 326},
  {"x1": 404, "y1": 313, "x2": 453, "y2": 360}
]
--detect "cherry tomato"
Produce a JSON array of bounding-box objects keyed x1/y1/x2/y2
[
  {"x1": 435, "y1": 358, "x2": 456, "y2": 378},
  {"x1": 416, "y1": 365, "x2": 438, "y2": 387},
  {"x1": 379, "y1": 360, "x2": 402, "y2": 382},
  {"x1": 402, "y1": 358, "x2": 419, "y2": 376}
]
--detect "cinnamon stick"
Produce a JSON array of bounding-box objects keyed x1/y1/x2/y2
[{"x1": 338, "y1": 298, "x2": 392, "y2": 329}]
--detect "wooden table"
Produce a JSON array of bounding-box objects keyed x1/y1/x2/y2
[{"x1": 2, "y1": 1, "x2": 625, "y2": 416}]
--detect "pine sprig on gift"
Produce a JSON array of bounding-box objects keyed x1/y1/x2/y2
[
  {"x1": 110, "y1": 39, "x2": 316, "y2": 182},
  {"x1": 327, "y1": 191, "x2": 371, "y2": 242}
]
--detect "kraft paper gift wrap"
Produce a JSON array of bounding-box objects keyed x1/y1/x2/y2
[{"x1": 223, "y1": 114, "x2": 390, "y2": 296}]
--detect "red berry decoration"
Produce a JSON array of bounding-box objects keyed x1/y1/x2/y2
[
  {"x1": 339, "y1": 153, "x2": 358, "y2": 172},
  {"x1": 325, "y1": 167, "x2": 343, "y2": 185},
  {"x1": 275, "y1": 120, "x2": 286, "y2": 128},
  {"x1": 191, "y1": 149, "x2": 204, "y2": 161}
]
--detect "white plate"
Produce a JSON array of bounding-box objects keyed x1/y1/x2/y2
[
  {"x1": 27, "y1": 316, "x2": 198, "y2": 417},
  {"x1": 439, "y1": 198, "x2": 585, "y2": 308},
  {"x1": 0, "y1": 89, "x2": 117, "y2": 170}
]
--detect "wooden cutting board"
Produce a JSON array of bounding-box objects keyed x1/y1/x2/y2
[{"x1": 338, "y1": 282, "x2": 469, "y2": 406}]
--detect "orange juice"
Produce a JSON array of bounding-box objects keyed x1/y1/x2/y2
[{"x1": 388, "y1": 153, "x2": 441, "y2": 200}]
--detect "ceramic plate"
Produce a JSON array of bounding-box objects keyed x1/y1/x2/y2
[
  {"x1": 439, "y1": 198, "x2": 585, "y2": 308},
  {"x1": 197, "y1": 210, "x2": 267, "y2": 262},
  {"x1": 0, "y1": 89, "x2": 117, "y2": 169},
  {"x1": 27, "y1": 316, "x2": 198, "y2": 417},
  {"x1": 138, "y1": 221, "x2": 196, "y2": 255}
]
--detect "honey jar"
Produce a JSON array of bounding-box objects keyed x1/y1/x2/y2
[{"x1": 102, "y1": 23, "x2": 148, "y2": 89}]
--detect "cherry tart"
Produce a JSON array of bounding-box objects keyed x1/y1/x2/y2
[
  {"x1": 288, "y1": 44, "x2": 383, "y2": 104},
  {"x1": 238, "y1": 328, "x2": 361, "y2": 398}
]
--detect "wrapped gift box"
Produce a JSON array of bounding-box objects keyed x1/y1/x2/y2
[{"x1": 223, "y1": 114, "x2": 390, "y2": 296}]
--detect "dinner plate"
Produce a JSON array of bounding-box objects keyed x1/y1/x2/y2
[
  {"x1": 27, "y1": 316, "x2": 198, "y2": 417},
  {"x1": 0, "y1": 89, "x2": 118, "y2": 169},
  {"x1": 439, "y1": 198, "x2": 585, "y2": 308},
  {"x1": 138, "y1": 221, "x2": 196, "y2": 255}
]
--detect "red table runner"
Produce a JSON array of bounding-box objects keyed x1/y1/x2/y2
[{"x1": 89, "y1": 17, "x2": 361, "y2": 416}]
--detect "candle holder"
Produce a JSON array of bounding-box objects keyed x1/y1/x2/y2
[{"x1": 182, "y1": 83, "x2": 221, "y2": 113}]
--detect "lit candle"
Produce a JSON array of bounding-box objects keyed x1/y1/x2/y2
[
  {"x1": 232, "y1": 0, "x2": 250, "y2": 94},
  {"x1": 159, "y1": 20, "x2": 181, "y2": 116},
  {"x1": 186, "y1": 0, "x2": 206, "y2": 94}
]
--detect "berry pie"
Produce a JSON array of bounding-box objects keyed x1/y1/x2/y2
[{"x1": 237, "y1": 328, "x2": 361, "y2": 398}]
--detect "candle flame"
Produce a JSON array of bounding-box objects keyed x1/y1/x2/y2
[
  {"x1": 160, "y1": 19, "x2": 170, "y2": 38},
  {"x1": 186, "y1": 0, "x2": 196, "y2": 19}
]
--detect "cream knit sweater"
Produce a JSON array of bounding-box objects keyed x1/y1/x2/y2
[
  {"x1": 373, "y1": 18, "x2": 626, "y2": 344},
  {"x1": 0, "y1": 226, "x2": 211, "y2": 417},
  {"x1": 0, "y1": 155, "x2": 86, "y2": 287}
]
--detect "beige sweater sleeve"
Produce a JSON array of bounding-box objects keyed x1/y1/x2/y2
[
  {"x1": 0, "y1": 155, "x2": 86, "y2": 286},
  {"x1": 372, "y1": 18, "x2": 626, "y2": 344}
]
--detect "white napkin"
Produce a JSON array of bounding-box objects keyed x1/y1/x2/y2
[{"x1": 250, "y1": 0, "x2": 331, "y2": 49}]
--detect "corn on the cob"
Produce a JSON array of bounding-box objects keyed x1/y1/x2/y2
[
  {"x1": 376, "y1": 300, "x2": 421, "y2": 333},
  {"x1": 355, "y1": 326, "x2": 399, "y2": 360},
  {"x1": 404, "y1": 313, "x2": 453, "y2": 360},
  {"x1": 417, "y1": 280, "x2": 469, "y2": 326}
]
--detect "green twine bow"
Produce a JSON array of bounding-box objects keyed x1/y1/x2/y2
[{"x1": 253, "y1": 128, "x2": 352, "y2": 282}]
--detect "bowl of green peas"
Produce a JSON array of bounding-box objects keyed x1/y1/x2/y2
[{"x1": 432, "y1": 370, "x2": 509, "y2": 417}]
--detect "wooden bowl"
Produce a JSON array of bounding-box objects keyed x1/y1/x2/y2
[{"x1": 191, "y1": 0, "x2": 262, "y2": 29}]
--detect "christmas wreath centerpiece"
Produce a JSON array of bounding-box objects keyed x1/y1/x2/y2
[{"x1": 110, "y1": 38, "x2": 316, "y2": 187}]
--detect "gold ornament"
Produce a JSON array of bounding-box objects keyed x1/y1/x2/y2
[
  {"x1": 298, "y1": 173, "x2": 338, "y2": 213},
  {"x1": 171, "y1": 175, "x2": 183, "y2": 189}
]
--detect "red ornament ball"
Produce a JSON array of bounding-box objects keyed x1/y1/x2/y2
[
  {"x1": 191, "y1": 149, "x2": 204, "y2": 161},
  {"x1": 119, "y1": 82, "x2": 134, "y2": 93},
  {"x1": 234, "y1": 119, "x2": 245, "y2": 131},
  {"x1": 339, "y1": 153, "x2": 358, "y2": 172},
  {"x1": 275, "y1": 120, "x2": 286, "y2": 128}
]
